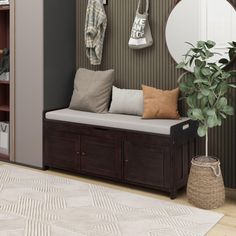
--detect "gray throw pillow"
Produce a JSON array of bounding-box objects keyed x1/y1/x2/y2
[{"x1": 69, "y1": 68, "x2": 114, "y2": 113}]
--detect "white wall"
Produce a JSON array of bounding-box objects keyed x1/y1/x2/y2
[{"x1": 14, "y1": 0, "x2": 43, "y2": 167}]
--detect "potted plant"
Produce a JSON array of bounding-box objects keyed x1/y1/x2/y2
[{"x1": 177, "y1": 40, "x2": 236, "y2": 209}]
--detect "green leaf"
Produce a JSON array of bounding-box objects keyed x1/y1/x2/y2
[
  {"x1": 186, "y1": 76, "x2": 195, "y2": 87},
  {"x1": 201, "y1": 68, "x2": 212, "y2": 76},
  {"x1": 189, "y1": 56, "x2": 195, "y2": 66},
  {"x1": 220, "y1": 112, "x2": 227, "y2": 119},
  {"x1": 197, "y1": 41, "x2": 205, "y2": 48},
  {"x1": 229, "y1": 48, "x2": 236, "y2": 60},
  {"x1": 194, "y1": 66, "x2": 202, "y2": 80},
  {"x1": 211, "y1": 70, "x2": 221, "y2": 79},
  {"x1": 217, "y1": 97, "x2": 228, "y2": 109},
  {"x1": 187, "y1": 95, "x2": 197, "y2": 108},
  {"x1": 209, "y1": 84, "x2": 218, "y2": 90},
  {"x1": 187, "y1": 109, "x2": 195, "y2": 120},
  {"x1": 201, "y1": 88, "x2": 210, "y2": 96},
  {"x1": 222, "y1": 106, "x2": 234, "y2": 115},
  {"x1": 176, "y1": 62, "x2": 186, "y2": 69},
  {"x1": 185, "y1": 42, "x2": 195, "y2": 48},
  {"x1": 200, "y1": 97, "x2": 208, "y2": 107},
  {"x1": 228, "y1": 84, "x2": 236, "y2": 88},
  {"x1": 179, "y1": 83, "x2": 189, "y2": 92},
  {"x1": 229, "y1": 41, "x2": 236, "y2": 47},
  {"x1": 197, "y1": 125, "x2": 207, "y2": 137},
  {"x1": 192, "y1": 109, "x2": 204, "y2": 120},
  {"x1": 208, "y1": 92, "x2": 216, "y2": 106},
  {"x1": 205, "y1": 40, "x2": 216, "y2": 49},
  {"x1": 205, "y1": 51, "x2": 214, "y2": 58},
  {"x1": 206, "y1": 109, "x2": 216, "y2": 116},
  {"x1": 194, "y1": 79, "x2": 210, "y2": 85},
  {"x1": 209, "y1": 63, "x2": 221, "y2": 70},
  {"x1": 200, "y1": 51, "x2": 206, "y2": 59},
  {"x1": 192, "y1": 48, "x2": 201, "y2": 53},
  {"x1": 183, "y1": 48, "x2": 192, "y2": 59},
  {"x1": 197, "y1": 93, "x2": 204, "y2": 100},
  {"x1": 207, "y1": 115, "x2": 218, "y2": 128},
  {"x1": 195, "y1": 59, "x2": 203, "y2": 67},
  {"x1": 222, "y1": 72, "x2": 231, "y2": 79},
  {"x1": 219, "y1": 83, "x2": 228, "y2": 95},
  {"x1": 219, "y1": 58, "x2": 229, "y2": 65}
]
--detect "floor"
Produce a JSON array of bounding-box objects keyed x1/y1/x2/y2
[{"x1": 1, "y1": 162, "x2": 236, "y2": 235}]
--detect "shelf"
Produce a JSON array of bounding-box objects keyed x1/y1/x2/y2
[
  {"x1": 0, "y1": 5, "x2": 9, "y2": 11},
  {"x1": 0, "y1": 80, "x2": 9, "y2": 85},
  {"x1": 0, "y1": 152, "x2": 9, "y2": 161},
  {"x1": 0, "y1": 105, "x2": 9, "y2": 112}
]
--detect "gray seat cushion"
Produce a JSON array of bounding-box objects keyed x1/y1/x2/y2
[{"x1": 46, "y1": 109, "x2": 190, "y2": 135}]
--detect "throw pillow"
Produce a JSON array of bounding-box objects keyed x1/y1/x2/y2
[
  {"x1": 109, "y1": 86, "x2": 144, "y2": 116},
  {"x1": 142, "y1": 85, "x2": 180, "y2": 119},
  {"x1": 69, "y1": 68, "x2": 114, "y2": 113}
]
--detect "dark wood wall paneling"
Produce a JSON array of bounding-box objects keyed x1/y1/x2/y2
[
  {"x1": 0, "y1": 10, "x2": 9, "y2": 49},
  {"x1": 76, "y1": 0, "x2": 236, "y2": 189}
]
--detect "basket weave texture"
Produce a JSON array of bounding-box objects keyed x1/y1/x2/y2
[{"x1": 187, "y1": 156, "x2": 225, "y2": 209}]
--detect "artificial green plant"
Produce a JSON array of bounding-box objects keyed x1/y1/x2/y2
[{"x1": 177, "y1": 40, "x2": 236, "y2": 157}]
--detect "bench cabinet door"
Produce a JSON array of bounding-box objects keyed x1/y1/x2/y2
[
  {"x1": 124, "y1": 134, "x2": 170, "y2": 188},
  {"x1": 44, "y1": 130, "x2": 80, "y2": 172},
  {"x1": 80, "y1": 134, "x2": 122, "y2": 180}
]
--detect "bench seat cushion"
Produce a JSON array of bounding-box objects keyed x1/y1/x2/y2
[{"x1": 45, "y1": 109, "x2": 190, "y2": 135}]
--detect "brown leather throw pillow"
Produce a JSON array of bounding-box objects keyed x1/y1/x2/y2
[{"x1": 142, "y1": 85, "x2": 180, "y2": 119}]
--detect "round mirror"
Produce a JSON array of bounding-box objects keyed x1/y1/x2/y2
[{"x1": 166, "y1": 0, "x2": 236, "y2": 71}]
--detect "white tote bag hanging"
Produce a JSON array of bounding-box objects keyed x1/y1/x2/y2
[{"x1": 128, "y1": 0, "x2": 153, "y2": 49}]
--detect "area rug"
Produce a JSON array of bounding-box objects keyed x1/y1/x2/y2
[{"x1": 0, "y1": 164, "x2": 223, "y2": 236}]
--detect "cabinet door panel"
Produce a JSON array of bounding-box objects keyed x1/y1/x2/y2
[
  {"x1": 81, "y1": 135, "x2": 121, "y2": 179},
  {"x1": 44, "y1": 131, "x2": 79, "y2": 171},
  {"x1": 124, "y1": 140, "x2": 169, "y2": 188}
]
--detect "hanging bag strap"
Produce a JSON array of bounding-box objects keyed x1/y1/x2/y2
[{"x1": 137, "y1": 0, "x2": 149, "y2": 15}]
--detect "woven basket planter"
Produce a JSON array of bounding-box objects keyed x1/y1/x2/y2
[{"x1": 187, "y1": 156, "x2": 225, "y2": 209}]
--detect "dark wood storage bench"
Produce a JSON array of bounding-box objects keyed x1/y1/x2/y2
[{"x1": 43, "y1": 109, "x2": 198, "y2": 199}]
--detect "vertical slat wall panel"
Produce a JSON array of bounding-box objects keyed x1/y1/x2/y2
[
  {"x1": 77, "y1": 0, "x2": 181, "y2": 89},
  {"x1": 76, "y1": 0, "x2": 236, "y2": 189}
]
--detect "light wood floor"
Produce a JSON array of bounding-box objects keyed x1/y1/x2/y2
[{"x1": 1, "y1": 162, "x2": 236, "y2": 235}]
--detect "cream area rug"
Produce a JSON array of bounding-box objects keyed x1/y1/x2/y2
[{"x1": 0, "y1": 164, "x2": 223, "y2": 236}]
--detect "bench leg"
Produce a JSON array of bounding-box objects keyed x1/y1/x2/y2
[
  {"x1": 42, "y1": 165, "x2": 49, "y2": 171},
  {"x1": 170, "y1": 189, "x2": 177, "y2": 200}
]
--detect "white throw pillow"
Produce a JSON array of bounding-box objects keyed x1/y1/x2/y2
[{"x1": 109, "y1": 86, "x2": 144, "y2": 116}]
